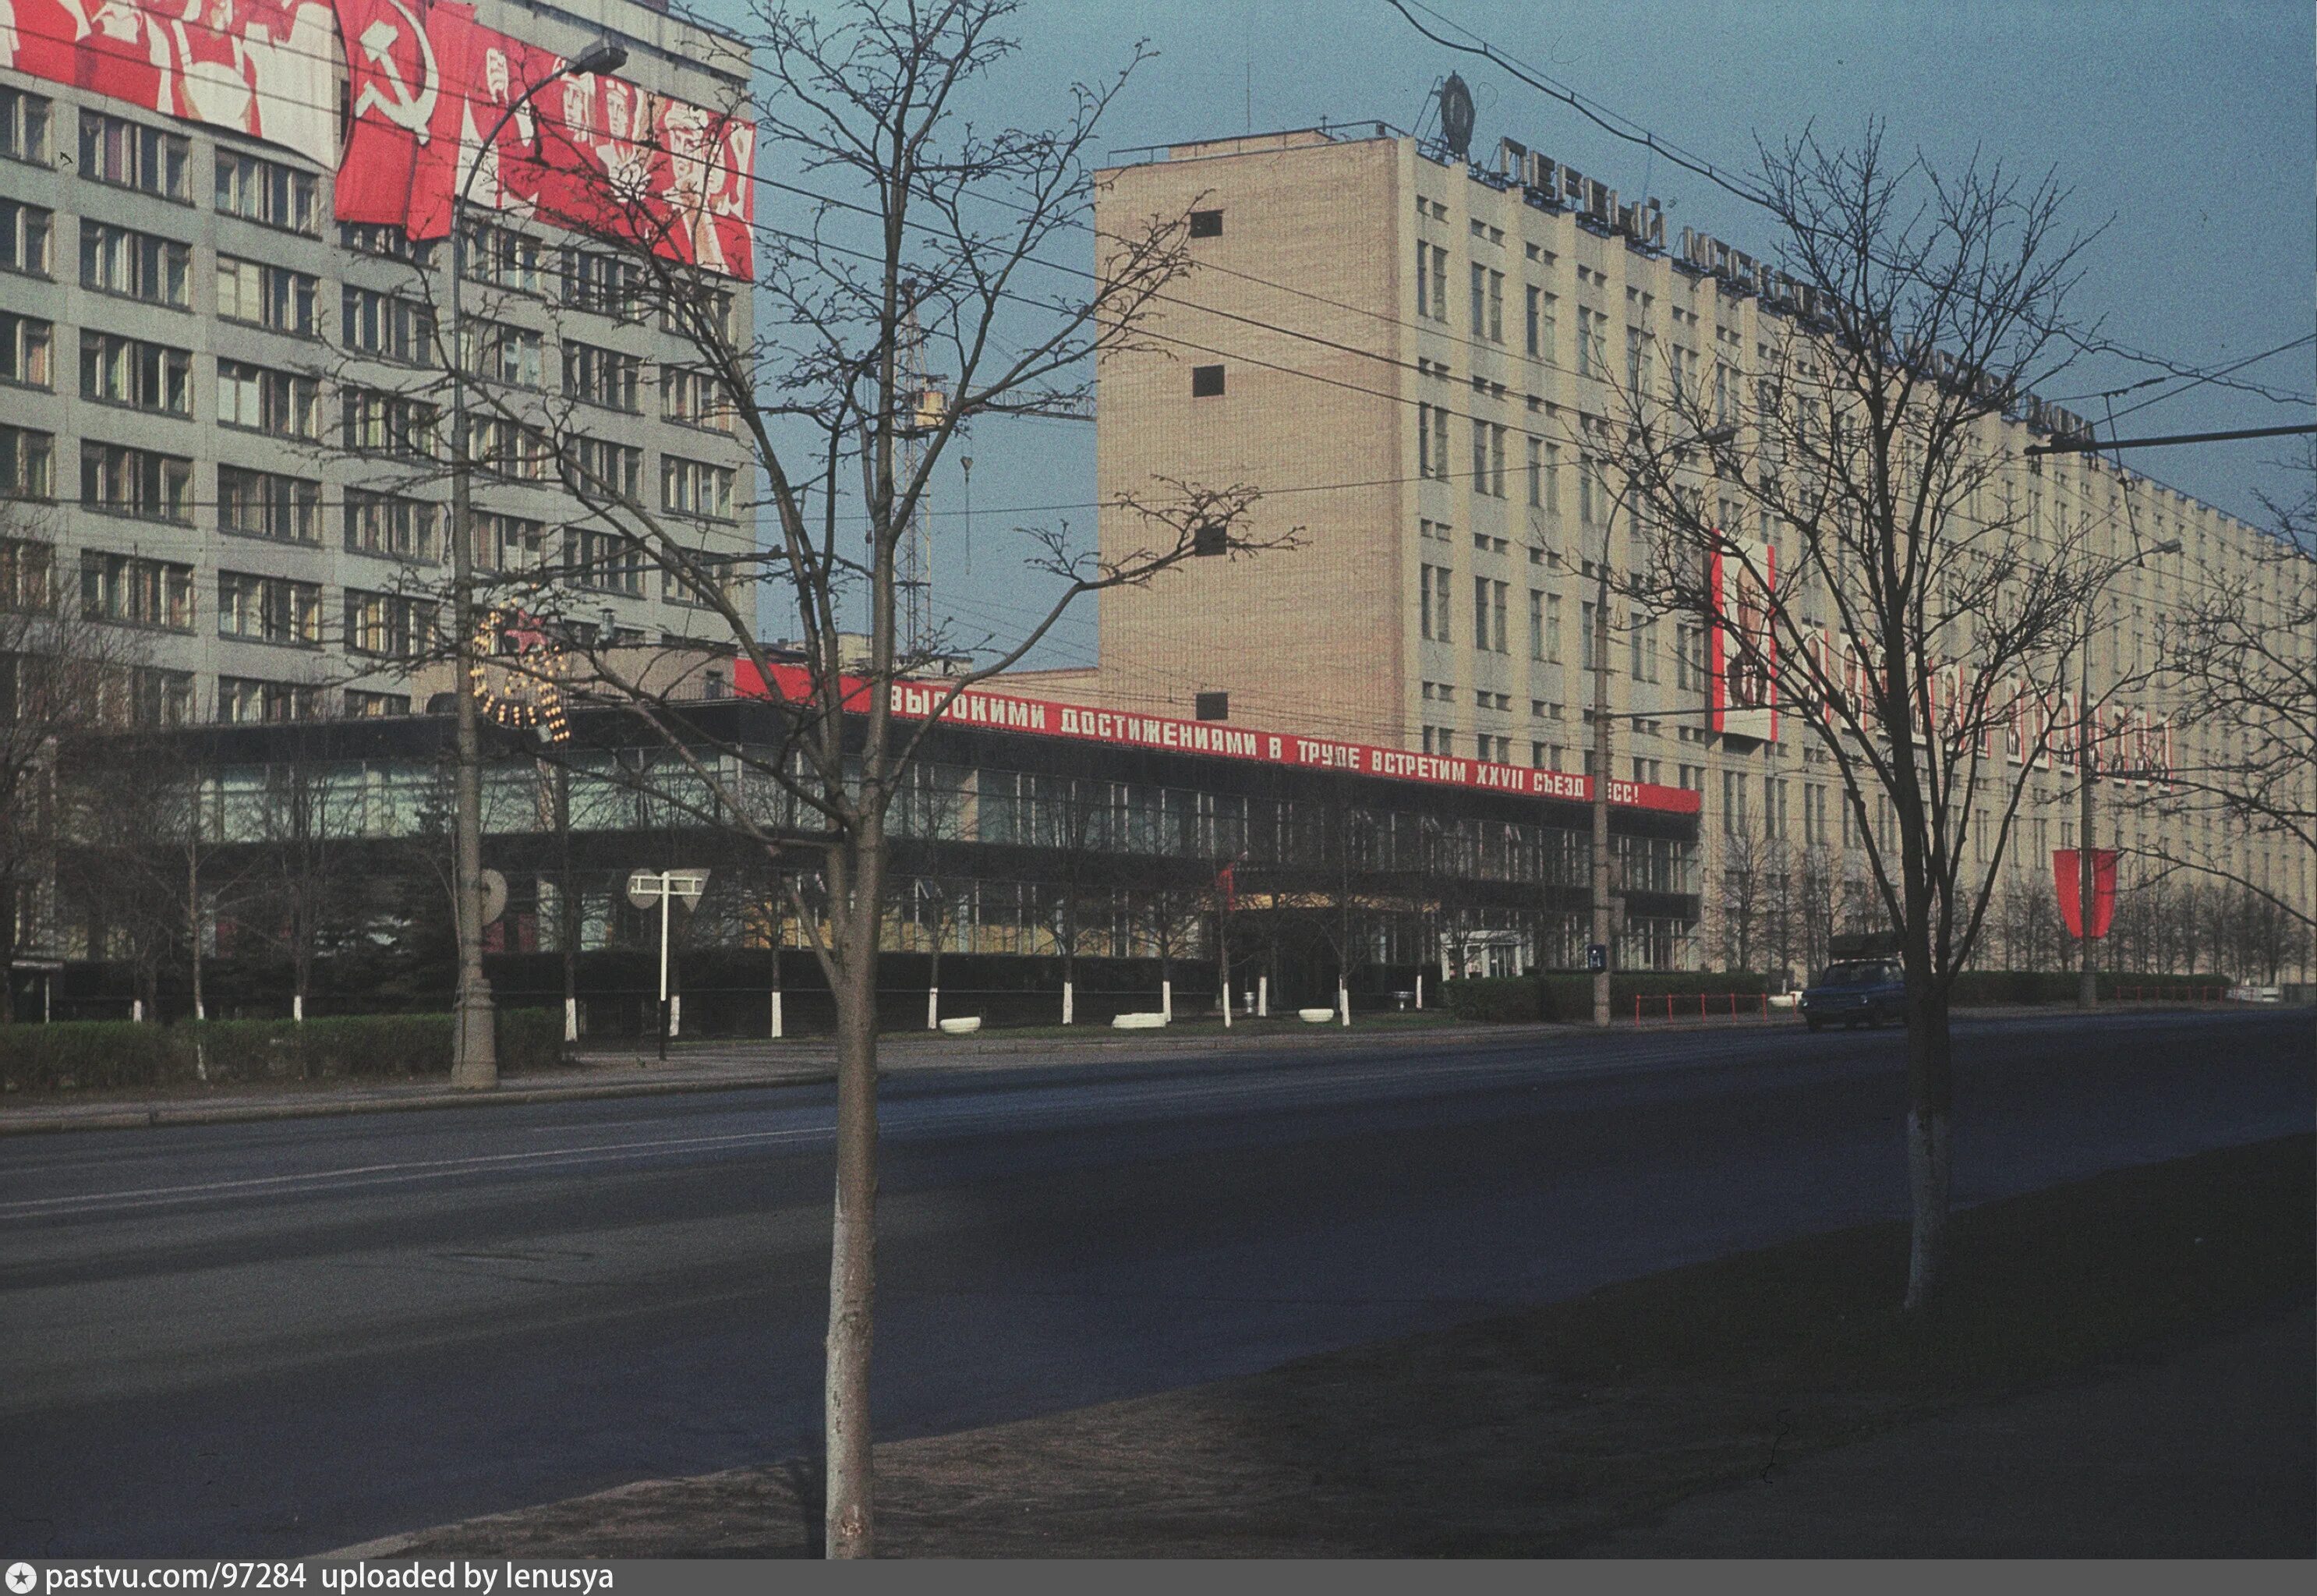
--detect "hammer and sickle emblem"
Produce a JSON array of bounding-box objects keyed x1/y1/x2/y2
[{"x1": 353, "y1": 3, "x2": 439, "y2": 137}]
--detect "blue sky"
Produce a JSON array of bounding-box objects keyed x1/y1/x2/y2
[{"x1": 702, "y1": 0, "x2": 2316, "y2": 663}]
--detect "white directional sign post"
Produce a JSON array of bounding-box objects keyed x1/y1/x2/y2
[{"x1": 628, "y1": 869, "x2": 708, "y2": 1060}]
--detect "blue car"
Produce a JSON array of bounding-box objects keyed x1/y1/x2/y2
[{"x1": 1799, "y1": 958, "x2": 1905, "y2": 1032}]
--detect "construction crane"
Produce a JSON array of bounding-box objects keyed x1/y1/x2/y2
[{"x1": 893, "y1": 285, "x2": 947, "y2": 660}]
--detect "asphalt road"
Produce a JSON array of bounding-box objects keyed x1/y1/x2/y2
[{"x1": 2, "y1": 1008, "x2": 2308, "y2": 1557}]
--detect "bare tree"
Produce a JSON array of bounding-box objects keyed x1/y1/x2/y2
[
  {"x1": 53, "y1": 734, "x2": 249, "y2": 1025},
  {"x1": 1714, "y1": 823, "x2": 1773, "y2": 974},
  {"x1": 235, "y1": 741, "x2": 367, "y2": 1023},
  {"x1": 1794, "y1": 842, "x2": 1838, "y2": 978},
  {"x1": 1128, "y1": 882, "x2": 1206, "y2": 1020},
  {"x1": 426, "y1": 0, "x2": 1296, "y2": 1554},
  {"x1": 2140, "y1": 448, "x2": 2316, "y2": 944},
  {"x1": 0, "y1": 514, "x2": 157, "y2": 1020},
  {"x1": 1611, "y1": 124, "x2": 2144, "y2": 1309}
]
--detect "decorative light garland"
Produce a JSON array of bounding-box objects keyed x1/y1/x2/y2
[{"x1": 469, "y1": 607, "x2": 571, "y2": 742}]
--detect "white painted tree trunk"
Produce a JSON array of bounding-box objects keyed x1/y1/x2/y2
[
  {"x1": 769, "y1": 990, "x2": 784, "y2": 1040},
  {"x1": 1221, "y1": 982, "x2": 1233, "y2": 1028},
  {"x1": 132, "y1": 999, "x2": 144, "y2": 1023},
  {"x1": 1061, "y1": 980, "x2": 1074, "y2": 1025},
  {"x1": 1161, "y1": 978, "x2": 1173, "y2": 1021},
  {"x1": 290, "y1": 994, "x2": 301, "y2": 1023},
  {"x1": 1258, "y1": 975, "x2": 1268, "y2": 1017},
  {"x1": 669, "y1": 994, "x2": 681, "y2": 1038},
  {"x1": 1337, "y1": 979, "x2": 1350, "y2": 1026},
  {"x1": 926, "y1": 986, "x2": 939, "y2": 1030},
  {"x1": 1415, "y1": 972, "x2": 1424, "y2": 1010},
  {"x1": 564, "y1": 996, "x2": 579, "y2": 1042}
]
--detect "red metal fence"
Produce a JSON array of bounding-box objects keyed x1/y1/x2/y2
[{"x1": 1631, "y1": 992, "x2": 1775, "y2": 1024}]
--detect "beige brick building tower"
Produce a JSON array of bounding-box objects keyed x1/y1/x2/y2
[{"x1": 1004, "y1": 122, "x2": 2312, "y2": 978}]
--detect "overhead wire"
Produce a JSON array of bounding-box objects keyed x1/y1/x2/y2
[
  {"x1": 1381, "y1": 0, "x2": 2315, "y2": 409},
  {"x1": 19, "y1": 4, "x2": 2301, "y2": 410}
]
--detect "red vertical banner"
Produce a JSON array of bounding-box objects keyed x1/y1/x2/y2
[
  {"x1": 331, "y1": 0, "x2": 756, "y2": 274},
  {"x1": 2053, "y1": 848, "x2": 2120, "y2": 940},
  {"x1": 1707, "y1": 533, "x2": 1778, "y2": 741},
  {"x1": 334, "y1": 0, "x2": 450, "y2": 228}
]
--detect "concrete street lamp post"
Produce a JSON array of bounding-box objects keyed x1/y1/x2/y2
[{"x1": 446, "y1": 41, "x2": 627, "y2": 1089}]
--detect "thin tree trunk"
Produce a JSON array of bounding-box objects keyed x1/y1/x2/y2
[
  {"x1": 824, "y1": 839, "x2": 883, "y2": 1559},
  {"x1": 0, "y1": 882, "x2": 17, "y2": 1025},
  {"x1": 558, "y1": 765, "x2": 578, "y2": 1042},
  {"x1": 188, "y1": 780, "x2": 205, "y2": 1021},
  {"x1": 768, "y1": 876, "x2": 785, "y2": 1040},
  {"x1": 925, "y1": 893, "x2": 942, "y2": 1030},
  {"x1": 1901, "y1": 980, "x2": 1954, "y2": 1312}
]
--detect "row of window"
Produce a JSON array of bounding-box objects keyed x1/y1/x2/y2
[
  {"x1": 0, "y1": 297, "x2": 732, "y2": 451},
  {"x1": 2, "y1": 209, "x2": 738, "y2": 423},
  {"x1": 1413, "y1": 227, "x2": 1733, "y2": 394},
  {"x1": 0, "y1": 423, "x2": 738, "y2": 529},
  {"x1": 0, "y1": 506, "x2": 734, "y2": 623}
]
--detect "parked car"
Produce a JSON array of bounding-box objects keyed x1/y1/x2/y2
[{"x1": 1799, "y1": 959, "x2": 1905, "y2": 1032}]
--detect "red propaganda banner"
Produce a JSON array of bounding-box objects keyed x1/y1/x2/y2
[
  {"x1": 2, "y1": 0, "x2": 341, "y2": 166},
  {"x1": 2053, "y1": 848, "x2": 2119, "y2": 940},
  {"x1": 333, "y1": 0, "x2": 755, "y2": 277},
  {"x1": 734, "y1": 661, "x2": 1706, "y2": 818},
  {"x1": 1707, "y1": 531, "x2": 1778, "y2": 742}
]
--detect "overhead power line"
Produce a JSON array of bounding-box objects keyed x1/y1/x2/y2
[{"x1": 1381, "y1": 0, "x2": 2315, "y2": 409}]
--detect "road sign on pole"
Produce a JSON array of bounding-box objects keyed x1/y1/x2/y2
[
  {"x1": 1587, "y1": 943, "x2": 1608, "y2": 973},
  {"x1": 625, "y1": 869, "x2": 711, "y2": 1060}
]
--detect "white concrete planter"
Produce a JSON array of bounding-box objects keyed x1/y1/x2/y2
[
  {"x1": 1112, "y1": 1010, "x2": 1169, "y2": 1029},
  {"x1": 1767, "y1": 993, "x2": 1799, "y2": 1010},
  {"x1": 937, "y1": 1016, "x2": 983, "y2": 1035},
  {"x1": 1296, "y1": 1007, "x2": 1335, "y2": 1023}
]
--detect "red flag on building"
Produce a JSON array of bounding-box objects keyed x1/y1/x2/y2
[
  {"x1": 2053, "y1": 848, "x2": 2119, "y2": 940},
  {"x1": 1215, "y1": 862, "x2": 1236, "y2": 912}
]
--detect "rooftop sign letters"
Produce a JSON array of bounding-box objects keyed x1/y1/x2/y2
[{"x1": 735, "y1": 662, "x2": 1703, "y2": 817}]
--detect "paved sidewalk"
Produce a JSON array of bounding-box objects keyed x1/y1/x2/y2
[
  {"x1": 0, "y1": 1016, "x2": 1516, "y2": 1134},
  {"x1": 1580, "y1": 1299, "x2": 2316, "y2": 1558}
]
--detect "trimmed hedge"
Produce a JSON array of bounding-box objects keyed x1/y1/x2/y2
[
  {"x1": 0, "y1": 1009, "x2": 564, "y2": 1094},
  {"x1": 1442, "y1": 969, "x2": 2228, "y2": 1022},
  {"x1": 1439, "y1": 976, "x2": 1541, "y2": 1024},
  {"x1": 1949, "y1": 971, "x2": 2233, "y2": 1007}
]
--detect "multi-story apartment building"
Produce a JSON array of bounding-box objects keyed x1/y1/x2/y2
[
  {"x1": 1009, "y1": 122, "x2": 2311, "y2": 973},
  {"x1": 0, "y1": 0, "x2": 755, "y2": 725}
]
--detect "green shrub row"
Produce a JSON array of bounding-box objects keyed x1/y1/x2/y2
[
  {"x1": 1443, "y1": 969, "x2": 2231, "y2": 1023},
  {"x1": 0, "y1": 1009, "x2": 564, "y2": 1094},
  {"x1": 1948, "y1": 971, "x2": 2233, "y2": 1007}
]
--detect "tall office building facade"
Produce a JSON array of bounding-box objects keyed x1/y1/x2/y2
[
  {"x1": 1010, "y1": 122, "x2": 2311, "y2": 972},
  {"x1": 0, "y1": 0, "x2": 756, "y2": 724}
]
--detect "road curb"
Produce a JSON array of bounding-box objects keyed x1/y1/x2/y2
[
  {"x1": 0, "y1": 1068, "x2": 843, "y2": 1136},
  {"x1": 0, "y1": 1003, "x2": 2284, "y2": 1137},
  {"x1": 0, "y1": 1025, "x2": 1511, "y2": 1135}
]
